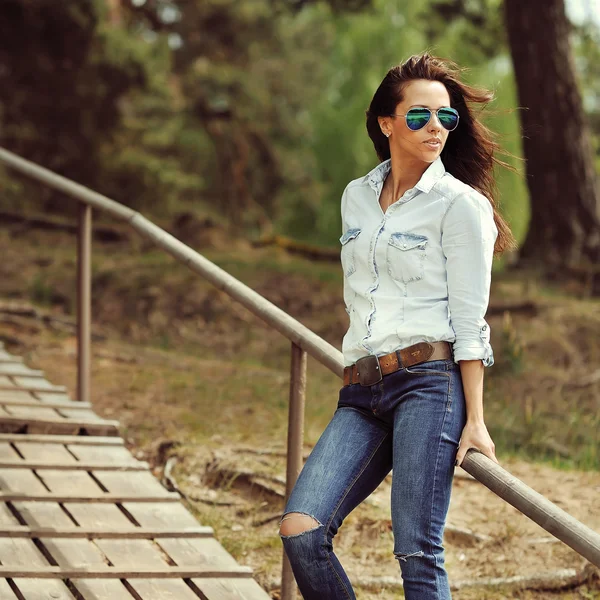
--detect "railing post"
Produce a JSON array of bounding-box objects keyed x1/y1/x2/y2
[
  {"x1": 281, "y1": 342, "x2": 307, "y2": 600},
  {"x1": 77, "y1": 204, "x2": 92, "y2": 404}
]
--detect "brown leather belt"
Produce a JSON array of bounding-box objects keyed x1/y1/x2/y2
[{"x1": 343, "y1": 341, "x2": 453, "y2": 387}]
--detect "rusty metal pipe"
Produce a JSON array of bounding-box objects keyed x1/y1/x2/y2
[
  {"x1": 281, "y1": 342, "x2": 307, "y2": 600},
  {"x1": 77, "y1": 203, "x2": 92, "y2": 404}
]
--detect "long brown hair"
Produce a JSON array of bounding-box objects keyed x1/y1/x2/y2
[{"x1": 366, "y1": 53, "x2": 517, "y2": 255}]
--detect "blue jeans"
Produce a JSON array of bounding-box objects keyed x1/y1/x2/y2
[{"x1": 279, "y1": 358, "x2": 466, "y2": 599}]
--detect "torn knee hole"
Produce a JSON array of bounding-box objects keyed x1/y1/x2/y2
[
  {"x1": 395, "y1": 550, "x2": 425, "y2": 562},
  {"x1": 278, "y1": 512, "x2": 322, "y2": 537}
]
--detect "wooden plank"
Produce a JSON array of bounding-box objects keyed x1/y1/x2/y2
[
  {"x1": 56, "y1": 408, "x2": 104, "y2": 421},
  {"x1": 78, "y1": 444, "x2": 272, "y2": 600},
  {"x1": 122, "y1": 503, "x2": 241, "y2": 566},
  {"x1": 0, "y1": 441, "x2": 18, "y2": 459},
  {"x1": 0, "y1": 415, "x2": 119, "y2": 436},
  {"x1": 0, "y1": 363, "x2": 42, "y2": 373},
  {"x1": 0, "y1": 355, "x2": 24, "y2": 364},
  {"x1": 0, "y1": 525, "x2": 213, "y2": 539},
  {"x1": 0, "y1": 387, "x2": 35, "y2": 400},
  {"x1": 0, "y1": 369, "x2": 44, "y2": 378},
  {"x1": 193, "y1": 579, "x2": 275, "y2": 599},
  {"x1": 0, "y1": 389, "x2": 34, "y2": 400},
  {"x1": 0, "y1": 364, "x2": 44, "y2": 377},
  {"x1": 0, "y1": 566, "x2": 253, "y2": 578},
  {"x1": 0, "y1": 398, "x2": 93, "y2": 409},
  {"x1": 0, "y1": 459, "x2": 149, "y2": 471},
  {"x1": 2, "y1": 405, "x2": 62, "y2": 419},
  {"x1": 0, "y1": 385, "x2": 67, "y2": 393},
  {"x1": 0, "y1": 414, "x2": 118, "y2": 426},
  {"x1": 92, "y1": 471, "x2": 174, "y2": 496},
  {"x1": 17, "y1": 442, "x2": 264, "y2": 597},
  {"x1": 6, "y1": 445, "x2": 138, "y2": 599},
  {"x1": 10, "y1": 376, "x2": 66, "y2": 391},
  {"x1": 0, "y1": 579, "x2": 19, "y2": 598},
  {"x1": 21, "y1": 393, "x2": 102, "y2": 421},
  {"x1": 127, "y1": 503, "x2": 271, "y2": 600},
  {"x1": 38, "y1": 472, "x2": 176, "y2": 503},
  {"x1": 68, "y1": 444, "x2": 143, "y2": 464},
  {"x1": 0, "y1": 498, "x2": 76, "y2": 599},
  {"x1": 83, "y1": 459, "x2": 264, "y2": 598},
  {"x1": 0, "y1": 384, "x2": 67, "y2": 394},
  {"x1": 0, "y1": 433, "x2": 123, "y2": 445},
  {"x1": 0, "y1": 492, "x2": 181, "y2": 503},
  {"x1": 38, "y1": 392, "x2": 106, "y2": 421},
  {"x1": 35, "y1": 391, "x2": 73, "y2": 402},
  {"x1": 35, "y1": 454, "x2": 209, "y2": 599}
]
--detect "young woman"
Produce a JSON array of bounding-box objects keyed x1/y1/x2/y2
[{"x1": 278, "y1": 53, "x2": 516, "y2": 599}]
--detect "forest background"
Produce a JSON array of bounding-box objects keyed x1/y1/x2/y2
[{"x1": 0, "y1": 0, "x2": 597, "y2": 250}]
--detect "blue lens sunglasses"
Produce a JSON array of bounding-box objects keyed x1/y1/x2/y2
[{"x1": 390, "y1": 107, "x2": 460, "y2": 132}]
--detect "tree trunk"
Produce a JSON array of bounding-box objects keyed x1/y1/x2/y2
[{"x1": 504, "y1": 0, "x2": 600, "y2": 280}]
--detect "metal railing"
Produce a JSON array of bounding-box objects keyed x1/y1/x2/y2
[{"x1": 1, "y1": 147, "x2": 599, "y2": 598}]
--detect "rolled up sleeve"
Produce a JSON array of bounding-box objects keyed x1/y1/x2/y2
[{"x1": 442, "y1": 191, "x2": 498, "y2": 367}]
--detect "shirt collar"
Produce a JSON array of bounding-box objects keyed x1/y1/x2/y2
[{"x1": 365, "y1": 156, "x2": 446, "y2": 196}]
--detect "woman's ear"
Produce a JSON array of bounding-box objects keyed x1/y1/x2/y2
[{"x1": 378, "y1": 116, "x2": 389, "y2": 137}]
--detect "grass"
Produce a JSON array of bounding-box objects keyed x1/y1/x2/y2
[
  {"x1": 2, "y1": 226, "x2": 600, "y2": 474},
  {"x1": 5, "y1": 300, "x2": 599, "y2": 599}
]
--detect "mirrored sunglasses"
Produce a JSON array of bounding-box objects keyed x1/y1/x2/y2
[{"x1": 391, "y1": 107, "x2": 460, "y2": 132}]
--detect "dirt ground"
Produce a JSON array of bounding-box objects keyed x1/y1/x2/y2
[
  {"x1": 6, "y1": 330, "x2": 598, "y2": 600},
  {"x1": 1, "y1": 224, "x2": 599, "y2": 598}
]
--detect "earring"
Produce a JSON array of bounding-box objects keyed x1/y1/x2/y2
[{"x1": 384, "y1": 131, "x2": 390, "y2": 138}]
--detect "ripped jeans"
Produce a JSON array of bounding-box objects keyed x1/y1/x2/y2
[{"x1": 279, "y1": 359, "x2": 466, "y2": 599}]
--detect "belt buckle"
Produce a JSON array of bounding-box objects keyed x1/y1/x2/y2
[{"x1": 355, "y1": 355, "x2": 382, "y2": 386}]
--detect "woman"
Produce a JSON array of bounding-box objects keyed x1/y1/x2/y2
[{"x1": 278, "y1": 53, "x2": 516, "y2": 599}]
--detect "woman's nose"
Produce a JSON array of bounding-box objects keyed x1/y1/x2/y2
[{"x1": 428, "y1": 113, "x2": 442, "y2": 131}]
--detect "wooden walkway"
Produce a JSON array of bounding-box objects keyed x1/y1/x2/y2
[{"x1": 0, "y1": 343, "x2": 271, "y2": 599}]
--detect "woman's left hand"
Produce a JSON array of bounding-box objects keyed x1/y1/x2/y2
[{"x1": 455, "y1": 419, "x2": 498, "y2": 467}]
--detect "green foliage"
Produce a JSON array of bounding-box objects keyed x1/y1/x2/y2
[
  {"x1": 165, "y1": 0, "x2": 337, "y2": 232},
  {"x1": 0, "y1": 0, "x2": 597, "y2": 250},
  {"x1": 424, "y1": 0, "x2": 507, "y2": 65},
  {"x1": 0, "y1": 1, "x2": 141, "y2": 204},
  {"x1": 0, "y1": 0, "x2": 201, "y2": 213},
  {"x1": 285, "y1": 0, "x2": 530, "y2": 246},
  {"x1": 500, "y1": 310, "x2": 524, "y2": 373},
  {"x1": 28, "y1": 274, "x2": 55, "y2": 307},
  {"x1": 571, "y1": 21, "x2": 600, "y2": 169}
]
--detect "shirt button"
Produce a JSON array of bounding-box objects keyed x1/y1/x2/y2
[
  {"x1": 403, "y1": 244, "x2": 407, "y2": 248},
  {"x1": 482, "y1": 325, "x2": 488, "y2": 330}
]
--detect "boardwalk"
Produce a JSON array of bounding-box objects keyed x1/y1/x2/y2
[{"x1": 0, "y1": 342, "x2": 271, "y2": 599}]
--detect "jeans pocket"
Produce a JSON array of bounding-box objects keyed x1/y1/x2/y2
[
  {"x1": 404, "y1": 359, "x2": 453, "y2": 376},
  {"x1": 340, "y1": 228, "x2": 361, "y2": 278},
  {"x1": 387, "y1": 232, "x2": 428, "y2": 284}
]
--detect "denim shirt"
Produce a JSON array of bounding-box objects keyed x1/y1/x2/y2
[{"x1": 340, "y1": 156, "x2": 498, "y2": 368}]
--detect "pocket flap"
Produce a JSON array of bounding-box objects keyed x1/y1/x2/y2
[
  {"x1": 389, "y1": 232, "x2": 428, "y2": 251},
  {"x1": 340, "y1": 228, "x2": 361, "y2": 245}
]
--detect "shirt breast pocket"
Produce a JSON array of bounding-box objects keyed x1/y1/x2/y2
[
  {"x1": 387, "y1": 232, "x2": 428, "y2": 284},
  {"x1": 340, "y1": 228, "x2": 361, "y2": 277}
]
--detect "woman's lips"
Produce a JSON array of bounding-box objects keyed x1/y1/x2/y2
[{"x1": 424, "y1": 140, "x2": 441, "y2": 150}]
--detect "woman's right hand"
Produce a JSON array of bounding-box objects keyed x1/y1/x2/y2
[{"x1": 455, "y1": 419, "x2": 498, "y2": 467}]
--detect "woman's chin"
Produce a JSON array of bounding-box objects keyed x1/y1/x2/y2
[{"x1": 417, "y1": 149, "x2": 441, "y2": 163}]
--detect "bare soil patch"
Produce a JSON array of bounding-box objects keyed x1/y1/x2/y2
[
  {"x1": 3, "y1": 329, "x2": 597, "y2": 600},
  {"x1": 1, "y1": 226, "x2": 599, "y2": 598}
]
